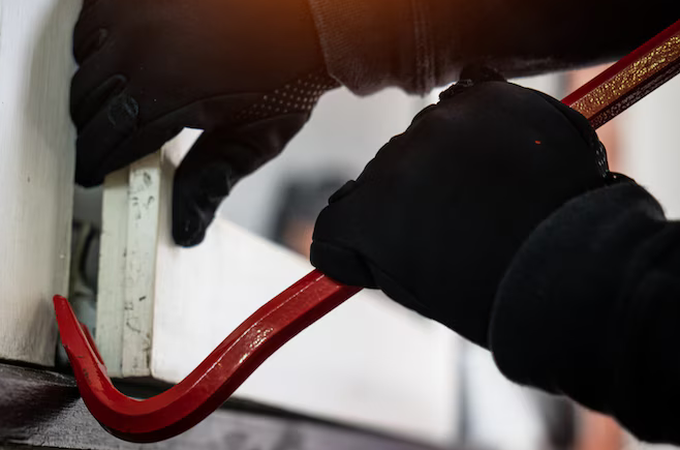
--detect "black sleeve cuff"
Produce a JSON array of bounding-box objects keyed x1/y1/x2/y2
[
  {"x1": 307, "y1": 0, "x2": 421, "y2": 95},
  {"x1": 488, "y1": 180, "x2": 667, "y2": 416}
]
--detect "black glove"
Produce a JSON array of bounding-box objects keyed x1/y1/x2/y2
[
  {"x1": 311, "y1": 70, "x2": 612, "y2": 347},
  {"x1": 71, "y1": 0, "x2": 337, "y2": 246}
]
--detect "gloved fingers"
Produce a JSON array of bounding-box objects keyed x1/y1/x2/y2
[
  {"x1": 75, "y1": 91, "x2": 183, "y2": 186},
  {"x1": 71, "y1": 74, "x2": 126, "y2": 131},
  {"x1": 310, "y1": 177, "x2": 379, "y2": 288},
  {"x1": 406, "y1": 63, "x2": 507, "y2": 130},
  {"x1": 310, "y1": 240, "x2": 377, "y2": 288},
  {"x1": 451, "y1": 64, "x2": 601, "y2": 156},
  {"x1": 172, "y1": 114, "x2": 310, "y2": 246},
  {"x1": 459, "y1": 64, "x2": 507, "y2": 83},
  {"x1": 522, "y1": 89, "x2": 609, "y2": 179},
  {"x1": 79, "y1": 0, "x2": 106, "y2": 15},
  {"x1": 531, "y1": 90, "x2": 605, "y2": 150},
  {"x1": 73, "y1": 0, "x2": 111, "y2": 64},
  {"x1": 312, "y1": 209, "x2": 439, "y2": 321},
  {"x1": 71, "y1": 48, "x2": 122, "y2": 117},
  {"x1": 73, "y1": 26, "x2": 109, "y2": 65},
  {"x1": 171, "y1": 130, "x2": 242, "y2": 247},
  {"x1": 438, "y1": 64, "x2": 507, "y2": 101}
]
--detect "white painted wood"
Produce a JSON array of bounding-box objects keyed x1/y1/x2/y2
[
  {"x1": 0, "y1": 0, "x2": 78, "y2": 365},
  {"x1": 96, "y1": 169, "x2": 129, "y2": 374},
  {"x1": 96, "y1": 130, "x2": 459, "y2": 444},
  {"x1": 122, "y1": 154, "x2": 163, "y2": 376}
]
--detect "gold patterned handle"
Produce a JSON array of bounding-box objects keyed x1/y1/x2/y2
[{"x1": 563, "y1": 19, "x2": 680, "y2": 129}]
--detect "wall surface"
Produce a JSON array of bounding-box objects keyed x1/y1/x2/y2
[{"x1": 0, "y1": 0, "x2": 78, "y2": 365}]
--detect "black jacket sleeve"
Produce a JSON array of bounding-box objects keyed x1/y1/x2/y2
[
  {"x1": 307, "y1": 0, "x2": 680, "y2": 94},
  {"x1": 489, "y1": 180, "x2": 680, "y2": 444}
]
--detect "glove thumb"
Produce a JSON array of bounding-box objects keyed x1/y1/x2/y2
[
  {"x1": 173, "y1": 113, "x2": 310, "y2": 246},
  {"x1": 172, "y1": 130, "x2": 241, "y2": 246},
  {"x1": 311, "y1": 196, "x2": 440, "y2": 322}
]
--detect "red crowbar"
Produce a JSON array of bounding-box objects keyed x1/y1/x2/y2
[
  {"x1": 54, "y1": 18, "x2": 680, "y2": 443},
  {"x1": 54, "y1": 271, "x2": 360, "y2": 443}
]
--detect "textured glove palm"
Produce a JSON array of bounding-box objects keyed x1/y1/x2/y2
[
  {"x1": 311, "y1": 76, "x2": 610, "y2": 347},
  {"x1": 71, "y1": 0, "x2": 336, "y2": 246}
]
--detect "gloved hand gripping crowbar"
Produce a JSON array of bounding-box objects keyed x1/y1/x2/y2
[{"x1": 54, "y1": 18, "x2": 680, "y2": 443}]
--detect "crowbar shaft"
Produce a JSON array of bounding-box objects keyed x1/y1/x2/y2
[{"x1": 55, "y1": 17, "x2": 680, "y2": 443}]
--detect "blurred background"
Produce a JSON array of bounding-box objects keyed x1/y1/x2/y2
[{"x1": 71, "y1": 65, "x2": 680, "y2": 450}]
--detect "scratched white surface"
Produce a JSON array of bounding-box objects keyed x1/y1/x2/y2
[{"x1": 0, "y1": 0, "x2": 78, "y2": 365}]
